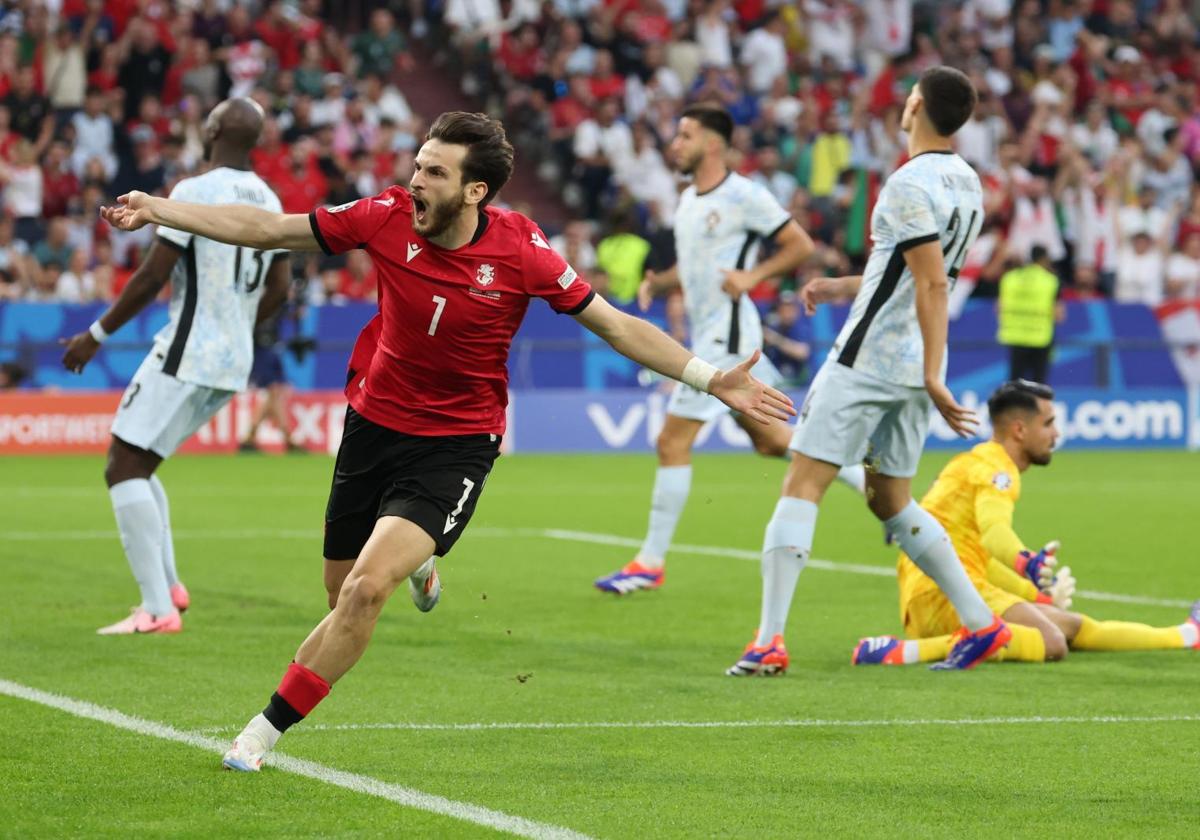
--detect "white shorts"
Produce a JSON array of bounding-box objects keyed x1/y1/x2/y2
[
  {"x1": 789, "y1": 361, "x2": 933, "y2": 478},
  {"x1": 666, "y1": 347, "x2": 781, "y2": 422},
  {"x1": 111, "y1": 355, "x2": 236, "y2": 458}
]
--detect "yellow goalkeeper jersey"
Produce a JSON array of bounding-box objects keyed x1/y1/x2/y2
[{"x1": 897, "y1": 441, "x2": 1023, "y2": 607}]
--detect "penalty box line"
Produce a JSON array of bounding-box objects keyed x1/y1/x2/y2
[{"x1": 0, "y1": 678, "x2": 592, "y2": 840}]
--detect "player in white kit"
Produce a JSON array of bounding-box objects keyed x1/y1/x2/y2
[
  {"x1": 726, "y1": 67, "x2": 1014, "y2": 675},
  {"x1": 594, "y1": 105, "x2": 867, "y2": 595},
  {"x1": 61, "y1": 99, "x2": 291, "y2": 634}
]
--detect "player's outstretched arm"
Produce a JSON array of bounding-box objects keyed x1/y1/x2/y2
[
  {"x1": 573, "y1": 295, "x2": 795, "y2": 424},
  {"x1": 907, "y1": 241, "x2": 977, "y2": 437},
  {"x1": 101, "y1": 191, "x2": 320, "y2": 252},
  {"x1": 60, "y1": 240, "x2": 180, "y2": 374}
]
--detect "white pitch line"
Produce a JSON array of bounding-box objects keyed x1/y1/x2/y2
[
  {"x1": 198, "y1": 713, "x2": 1200, "y2": 735},
  {"x1": 0, "y1": 678, "x2": 591, "y2": 840},
  {"x1": 6, "y1": 525, "x2": 1192, "y2": 610}
]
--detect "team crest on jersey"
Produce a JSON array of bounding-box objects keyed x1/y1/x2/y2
[
  {"x1": 476, "y1": 264, "x2": 496, "y2": 286},
  {"x1": 705, "y1": 210, "x2": 720, "y2": 232},
  {"x1": 992, "y1": 471, "x2": 1013, "y2": 490},
  {"x1": 328, "y1": 200, "x2": 358, "y2": 214}
]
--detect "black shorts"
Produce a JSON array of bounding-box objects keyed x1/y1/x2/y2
[{"x1": 323, "y1": 407, "x2": 502, "y2": 560}]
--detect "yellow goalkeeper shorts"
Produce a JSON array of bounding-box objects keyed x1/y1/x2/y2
[{"x1": 902, "y1": 581, "x2": 1026, "y2": 639}]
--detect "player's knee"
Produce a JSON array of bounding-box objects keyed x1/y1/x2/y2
[
  {"x1": 341, "y1": 574, "x2": 389, "y2": 616},
  {"x1": 1042, "y1": 626, "x2": 1069, "y2": 661},
  {"x1": 655, "y1": 431, "x2": 690, "y2": 463},
  {"x1": 752, "y1": 436, "x2": 786, "y2": 458}
]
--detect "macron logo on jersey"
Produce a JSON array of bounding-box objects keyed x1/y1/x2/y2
[
  {"x1": 531, "y1": 232, "x2": 550, "y2": 249},
  {"x1": 407, "y1": 243, "x2": 422, "y2": 262}
]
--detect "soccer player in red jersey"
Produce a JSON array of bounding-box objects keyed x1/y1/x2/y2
[{"x1": 101, "y1": 111, "x2": 795, "y2": 771}]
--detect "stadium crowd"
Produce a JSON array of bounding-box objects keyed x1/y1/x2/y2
[{"x1": 0, "y1": 0, "x2": 1198, "y2": 319}]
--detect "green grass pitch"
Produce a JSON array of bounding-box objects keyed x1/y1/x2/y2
[{"x1": 3, "y1": 450, "x2": 1198, "y2": 838}]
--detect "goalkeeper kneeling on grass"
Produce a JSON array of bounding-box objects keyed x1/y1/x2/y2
[{"x1": 853, "y1": 379, "x2": 1199, "y2": 666}]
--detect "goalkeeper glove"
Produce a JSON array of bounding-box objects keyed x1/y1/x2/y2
[
  {"x1": 1044, "y1": 564, "x2": 1075, "y2": 609},
  {"x1": 1015, "y1": 540, "x2": 1061, "y2": 589},
  {"x1": 1018, "y1": 541, "x2": 1075, "y2": 609}
]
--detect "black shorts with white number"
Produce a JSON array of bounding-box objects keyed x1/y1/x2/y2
[{"x1": 323, "y1": 407, "x2": 501, "y2": 559}]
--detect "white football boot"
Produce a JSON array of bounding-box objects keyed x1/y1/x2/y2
[
  {"x1": 222, "y1": 714, "x2": 279, "y2": 772},
  {"x1": 408, "y1": 558, "x2": 441, "y2": 613}
]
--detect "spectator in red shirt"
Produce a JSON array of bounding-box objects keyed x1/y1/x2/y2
[
  {"x1": 498, "y1": 23, "x2": 542, "y2": 84},
  {"x1": 251, "y1": 119, "x2": 291, "y2": 189},
  {"x1": 254, "y1": 3, "x2": 302, "y2": 71},
  {"x1": 41, "y1": 141, "x2": 79, "y2": 220},
  {"x1": 589, "y1": 50, "x2": 626, "y2": 102},
  {"x1": 330, "y1": 248, "x2": 378, "y2": 302},
  {"x1": 277, "y1": 143, "x2": 328, "y2": 214}
]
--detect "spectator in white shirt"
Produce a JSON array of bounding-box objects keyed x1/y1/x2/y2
[
  {"x1": 1118, "y1": 186, "x2": 1170, "y2": 250},
  {"x1": 804, "y1": 0, "x2": 856, "y2": 71},
  {"x1": 56, "y1": 248, "x2": 98, "y2": 303},
  {"x1": 955, "y1": 92, "x2": 1009, "y2": 170},
  {"x1": 69, "y1": 88, "x2": 117, "y2": 180},
  {"x1": 863, "y1": 0, "x2": 913, "y2": 70},
  {"x1": 695, "y1": 0, "x2": 733, "y2": 69},
  {"x1": 1, "y1": 140, "x2": 44, "y2": 244},
  {"x1": 1007, "y1": 177, "x2": 1066, "y2": 263},
  {"x1": 1070, "y1": 101, "x2": 1120, "y2": 168},
  {"x1": 739, "y1": 13, "x2": 787, "y2": 95},
  {"x1": 1114, "y1": 231, "x2": 1165, "y2": 306},
  {"x1": 550, "y1": 220, "x2": 599, "y2": 277},
  {"x1": 359, "y1": 73, "x2": 413, "y2": 128},
  {"x1": 1165, "y1": 233, "x2": 1200, "y2": 300},
  {"x1": 750, "y1": 147, "x2": 799, "y2": 209},
  {"x1": 573, "y1": 98, "x2": 634, "y2": 218}
]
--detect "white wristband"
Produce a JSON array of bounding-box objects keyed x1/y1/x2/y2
[
  {"x1": 681, "y1": 356, "x2": 719, "y2": 393},
  {"x1": 88, "y1": 320, "x2": 110, "y2": 344}
]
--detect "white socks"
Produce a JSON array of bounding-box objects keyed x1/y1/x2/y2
[
  {"x1": 756, "y1": 497, "x2": 817, "y2": 646},
  {"x1": 885, "y1": 500, "x2": 993, "y2": 631},
  {"x1": 109, "y1": 478, "x2": 174, "y2": 617},
  {"x1": 636, "y1": 465, "x2": 692, "y2": 569},
  {"x1": 147, "y1": 474, "x2": 179, "y2": 587},
  {"x1": 835, "y1": 464, "x2": 866, "y2": 495},
  {"x1": 248, "y1": 712, "x2": 283, "y2": 749}
]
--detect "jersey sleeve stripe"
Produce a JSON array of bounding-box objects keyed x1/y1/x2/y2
[
  {"x1": 560, "y1": 289, "x2": 596, "y2": 316},
  {"x1": 155, "y1": 234, "x2": 185, "y2": 253},
  {"x1": 161, "y1": 241, "x2": 198, "y2": 377},
  {"x1": 895, "y1": 232, "x2": 940, "y2": 253},
  {"x1": 836, "y1": 248, "x2": 906, "y2": 370},
  {"x1": 308, "y1": 211, "x2": 334, "y2": 256},
  {"x1": 765, "y1": 217, "x2": 791, "y2": 241}
]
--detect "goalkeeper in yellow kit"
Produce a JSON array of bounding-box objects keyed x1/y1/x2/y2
[{"x1": 852, "y1": 380, "x2": 1200, "y2": 666}]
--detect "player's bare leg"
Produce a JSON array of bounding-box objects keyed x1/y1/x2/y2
[
  {"x1": 594, "y1": 414, "x2": 703, "y2": 594},
  {"x1": 224, "y1": 516, "x2": 435, "y2": 771},
  {"x1": 325, "y1": 553, "x2": 439, "y2": 612},
  {"x1": 1037, "y1": 601, "x2": 1200, "y2": 652},
  {"x1": 97, "y1": 437, "x2": 184, "y2": 634}
]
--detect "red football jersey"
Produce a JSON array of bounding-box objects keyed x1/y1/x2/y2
[{"x1": 311, "y1": 186, "x2": 594, "y2": 436}]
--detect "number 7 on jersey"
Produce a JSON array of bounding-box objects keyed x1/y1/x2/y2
[{"x1": 428, "y1": 295, "x2": 447, "y2": 336}]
